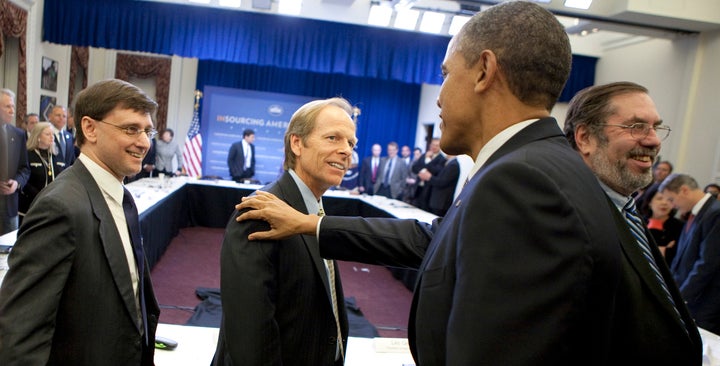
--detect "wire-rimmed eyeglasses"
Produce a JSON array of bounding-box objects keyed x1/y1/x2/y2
[
  {"x1": 600, "y1": 122, "x2": 671, "y2": 141},
  {"x1": 94, "y1": 119, "x2": 158, "y2": 139}
]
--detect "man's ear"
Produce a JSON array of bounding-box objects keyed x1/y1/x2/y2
[
  {"x1": 289, "y1": 134, "x2": 302, "y2": 157},
  {"x1": 474, "y1": 50, "x2": 497, "y2": 93},
  {"x1": 574, "y1": 124, "x2": 595, "y2": 156},
  {"x1": 81, "y1": 116, "x2": 97, "y2": 143}
]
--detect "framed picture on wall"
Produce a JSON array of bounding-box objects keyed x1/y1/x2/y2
[
  {"x1": 40, "y1": 95, "x2": 57, "y2": 121},
  {"x1": 41, "y1": 56, "x2": 58, "y2": 92}
]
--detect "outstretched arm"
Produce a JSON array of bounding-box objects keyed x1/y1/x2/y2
[{"x1": 236, "y1": 191, "x2": 320, "y2": 240}]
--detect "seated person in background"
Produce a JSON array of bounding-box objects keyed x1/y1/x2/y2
[
  {"x1": 19, "y1": 122, "x2": 65, "y2": 217},
  {"x1": 213, "y1": 97, "x2": 354, "y2": 366},
  {"x1": 642, "y1": 183, "x2": 682, "y2": 264},
  {"x1": 155, "y1": 128, "x2": 184, "y2": 176}
]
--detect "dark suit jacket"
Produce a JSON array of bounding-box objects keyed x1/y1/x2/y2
[
  {"x1": 54, "y1": 129, "x2": 75, "y2": 168},
  {"x1": 672, "y1": 197, "x2": 720, "y2": 334},
  {"x1": 426, "y1": 157, "x2": 460, "y2": 216},
  {"x1": 411, "y1": 153, "x2": 446, "y2": 211},
  {"x1": 358, "y1": 156, "x2": 378, "y2": 193},
  {"x1": 0, "y1": 160, "x2": 160, "y2": 366},
  {"x1": 317, "y1": 118, "x2": 702, "y2": 365},
  {"x1": 227, "y1": 140, "x2": 255, "y2": 180},
  {"x1": 605, "y1": 196, "x2": 702, "y2": 365},
  {"x1": 0, "y1": 124, "x2": 30, "y2": 219},
  {"x1": 214, "y1": 171, "x2": 348, "y2": 366}
]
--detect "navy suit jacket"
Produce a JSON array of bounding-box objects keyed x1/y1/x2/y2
[
  {"x1": 317, "y1": 118, "x2": 702, "y2": 365},
  {"x1": 425, "y1": 158, "x2": 460, "y2": 216},
  {"x1": 54, "y1": 129, "x2": 75, "y2": 168},
  {"x1": 0, "y1": 124, "x2": 30, "y2": 218},
  {"x1": 672, "y1": 197, "x2": 720, "y2": 334},
  {"x1": 227, "y1": 140, "x2": 255, "y2": 180},
  {"x1": 358, "y1": 156, "x2": 378, "y2": 193},
  {"x1": 214, "y1": 171, "x2": 348, "y2": 366},
  {"x1": 0, "y1": 160, "x2": 160, "y2": 365}
]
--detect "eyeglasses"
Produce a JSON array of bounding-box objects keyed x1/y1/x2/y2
[
  {"x1": 600, "y1": 122, "x2": 671, "y2": 141},
  {"x1": 95, "y1": 119, "x2": 158, "y2": 139}
]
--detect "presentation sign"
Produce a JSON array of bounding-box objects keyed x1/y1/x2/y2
[{"x1": 200, "y1": 86, "x2": 314, "y2": 184}]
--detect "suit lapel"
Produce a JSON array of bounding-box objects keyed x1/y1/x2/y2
[
  {"x1": 73, "y1": 161, "x2": 143, "y2": 333},
  {"x1": 271, "y1": 172, "x2": 333, "y2": 302}
]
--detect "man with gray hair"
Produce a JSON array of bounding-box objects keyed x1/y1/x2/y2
[
  {"x1": 565, "y1": 81, "x2": 702, "y2": 364},
  {"x1": 0, "y1": 88, "x2": 30, "y2": 235},
  {"x1": 660, "y1": 173, "x2": 720, "y2": 335}
]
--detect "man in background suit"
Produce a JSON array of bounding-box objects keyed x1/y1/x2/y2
[
  {"x1": 373, "y1": 141, "x2": 409, "y2": 200},
  {"x1": 213, "y1": 97, "x2": 354, "y2": 366},
  {"x1": 0, "y1": 79, "x2": 161, "y2": 365},
  {"x1": 661, "y1": 173, "x2": 720, "y2": 335},
  {"x1": 234, "y1": 3, "x2": 640, "y2": 364},
  {"x1": 357, "y1": 143, "x2": 380, "y2": 194},
  {"x1": 49, "y1": 105, "x2": 75, "y2": 168},
  {"x1": 0, "y1": 89, "x2": 30, "y2": 235},
  {"x1": 417, "y1": 155, "x2": 460, "y2": 216},
  {"x1": 24, "y1": 113, "x2": 39, "y2": 138},
  {"x1": 411, "y1": 138, "x2": 445, "y2": 211},
  {"x1": 227, "y1": 128, "x2": 256, "y2": 183},
  {"x1": 565, "y1": 81, "x2": 702, "y2": 364}
]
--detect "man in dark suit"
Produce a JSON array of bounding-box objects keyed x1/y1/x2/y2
[
  {"x1": 661, "y1": 173, "x2": 720, "y2": 334},
  {"x1": 49, "y1": 105, "x2": 76, "y2": 168},
  {"x1": 0, "y1": 79, "x2": 161, "y2": 365},
  {"x1": 227, "y1": 128, "x2": 256, "y2": 182},
  {"x1": 213, "y1": 97, "x2": 355, "y2": 366},
  {"x1": 357, "y1": 143, "x2": 381, "y2": 194},
  {"x1": 565, "y1": 81, "x2": 702, "y2": 364},
  {"x1": 235, "y1": 3, "x2": 647, "y2": 364},
  {"x1": 373, "y1": 141, "x2": 409, "y2": 200},
  {"x1": 417, "y1": 155, "x2": 460, "y2": 216},
  {"x1": 411, "y1": 138, "x2": 445, "y2": 211},
  {"x1": 0, "y1": 89, "x2": 30, "y2": 235}
]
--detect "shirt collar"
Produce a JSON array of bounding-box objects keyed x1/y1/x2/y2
[
  {"x1": 77, "y1": 153, "x2": 125, "y2": 206},
  {"x1": 467, "y1": 119, "x2": 538, "y2": 180},
  {"x1": 288, "y1": 169, "x2": 322, "y2": 215},
  {"x1": 691, "y1": 193, "x2": 712, "y2": 216},
  {"x1": 596, "y1": 179, "x2": 628, "y2": 212}
]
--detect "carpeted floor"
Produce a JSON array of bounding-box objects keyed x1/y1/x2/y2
[{"x1": 150, "y1": 226, "x2": 413, "y2": 338}]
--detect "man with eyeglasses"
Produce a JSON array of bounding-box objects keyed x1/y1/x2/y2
[
  {"x1": 0, "y1": 79, "x2": 161, "y2": 365},
  {"x1": 564, "y1": 81, "x2": 702, "y2": 365}
]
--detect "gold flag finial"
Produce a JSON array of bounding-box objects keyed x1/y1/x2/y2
[{"x1": 193, "y1": 90, "x2": 203, "y2": 110}]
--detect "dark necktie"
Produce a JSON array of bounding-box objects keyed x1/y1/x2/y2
[
  {"x1": 371, "y1": 159, "x2": 378, "y2": 182},
  {"x1": 122, "y1": 188, "x2": 148, "y2": 344},
  {"x1": 623, "y1": 198, "x2": 685, "y2": 327},
  {"x1": 58, "y1": 132, "x2": 66, "y2": 158},
  {"x1": 384, "y1": 158, "x2": 393, "y2": 183},
  {"x1": 684, "y1": 213, "x2": 695, "y2": 233}
]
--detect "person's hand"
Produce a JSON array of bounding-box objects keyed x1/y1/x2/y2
[
  {"x1": 418, "y1": 169, "x2": 431, "y2": 181},
  {"x1": 0, "y1": 179, "x2": 18, "y2": 195},
  {"x1": 235, "y1": 191, "x2": 320, "y2": 241},
  {"x1": 143, "y1": 164, "x2": 155, "y2": 172}
]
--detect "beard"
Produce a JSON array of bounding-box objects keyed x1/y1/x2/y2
[{"x1": 589, "y1": 146, "x2": 654, "y2": 195}]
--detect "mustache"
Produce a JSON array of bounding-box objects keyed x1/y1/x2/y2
[{"x1": 627, "y1": 147, "x2": 658, "y2": 159}]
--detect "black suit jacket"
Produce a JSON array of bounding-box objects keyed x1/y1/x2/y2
[
  {"x1": 227, "y1": 140, "x2": 255, "y2": 180},
  {"x1": 317, "y1": 118, "x2": 702, "y2": 365},
  {"x1": 358, "y1": 156, "x2": 378, "y2": 193},
  {"x1": 0, "y1": 124, "x2": 30, "y2": 219},
  {"x1": 214, "y1": 171, "x2": 348, "y2": 366},
  {"x1": 411, "y1": 153, "x2": 446, "y2": 211},
  {"x1": 426, "y1": 158, "x2": 460, "y2": 216},
  {"x1": 54, "y1": 129, "x2": 76, "y2": 168},
  {"x1": 0, "y1": 160, "x2": 160, "y2": 365},
  {"x1": 605, "y1": 196, "x2": 702, "y2": 365},
  {"x1": 672, "y1": 197, "x2": 720, "y2": 334}
]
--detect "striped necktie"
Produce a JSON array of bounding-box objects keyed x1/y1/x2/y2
[
  {"x1": 623, "y1": 198, "x2": 685, "y2": 328},
  {"x1": 318, "y1": 207, "x2": 344, "y2": 360}
]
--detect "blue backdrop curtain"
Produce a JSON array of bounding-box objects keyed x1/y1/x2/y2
[
  {"x1": 43, "y1": 0, "x2": 597, "y2": 158},
  {"x1": 197, "y1": 61, "x2": 421, "y2": 158}
]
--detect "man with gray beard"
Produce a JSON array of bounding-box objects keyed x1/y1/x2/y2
[{"x1": 565, "y1": 81, "x2": 702, "y2": 365}]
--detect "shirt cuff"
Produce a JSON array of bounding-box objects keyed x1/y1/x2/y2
[{"x1": 316, "y1": 216, "x2": 324, "y2": 241}]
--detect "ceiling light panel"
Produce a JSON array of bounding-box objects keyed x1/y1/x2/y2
[
  {"x1": 448, "y1": 15, "x2": 470, "y2": 36},
  {"x1": 419, "y1": 11, "x2": 445, "y2": 34},
  {"x1": 368, "y1": 4, "x2": 393, "y2": 27},
  {"x1": 393, "y1": 9, "x2": 420, "y2": 31}
]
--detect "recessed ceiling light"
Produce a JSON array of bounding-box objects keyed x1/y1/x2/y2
[
  {"x1": 278, "y1": 0, "x2": 301, "y2": 15},
  {"x1": 418, "y1": 11, "x2": 445, "y2": 34},
  {"x1": 368, "y1": 4, "x2": 393, "y2": 27},
  {"x1": 448, "y1": 15, "x2": 470, "y2": 36},
  {"x1": 393, "y1": 9, "x2": 420, "y2": 31},
  {"x1": 564, "y1": 0, "x2": 592, "y2": 10},
  {"x1": 219, "y1": 0, "x2": 242, "y2": 7}
]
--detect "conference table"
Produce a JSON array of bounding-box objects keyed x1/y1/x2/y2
[{"x1": 6, "y1": 177, "x2": 720, "y2": 365}]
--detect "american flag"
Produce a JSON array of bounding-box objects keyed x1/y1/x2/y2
[{"x1": 183, "y1": 91, "x2": 203, "y2": 178}]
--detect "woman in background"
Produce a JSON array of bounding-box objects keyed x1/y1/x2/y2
[
  {"x1": 155, "y1": 128, "x2": 184, "y2": 176},
  {"x1": 643, "y1": 184, "x2": 683, "y2": 265},
  {"x1": 19, "y1": 122, "x2": 65, "y2": 217}
]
